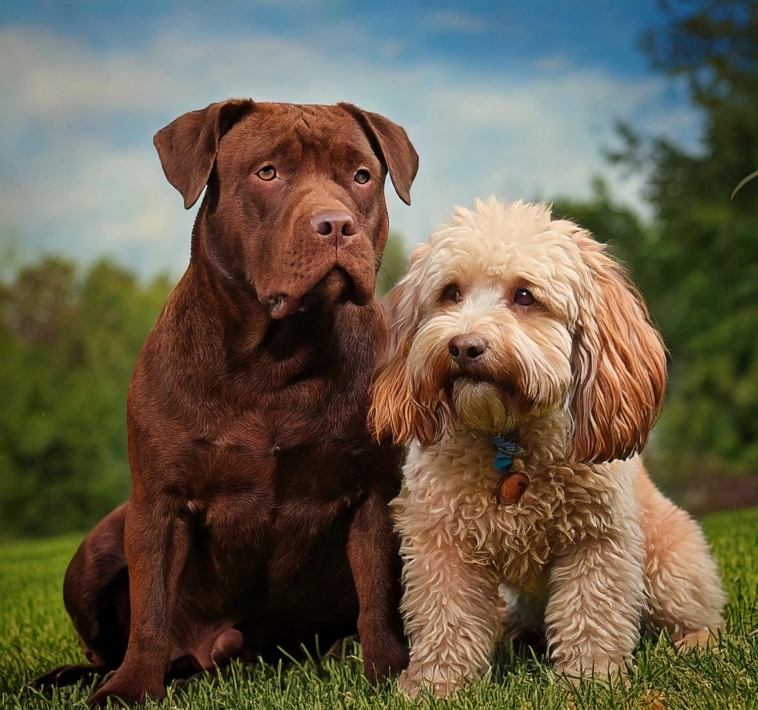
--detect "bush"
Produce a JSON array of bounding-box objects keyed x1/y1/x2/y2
[{"x1": 0, "y1": 258, "x2": 172, "y2": 538}]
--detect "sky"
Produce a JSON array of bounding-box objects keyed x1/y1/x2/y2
[{"x1": 0, "y1": 0, "x2": 702, "y2": 280}]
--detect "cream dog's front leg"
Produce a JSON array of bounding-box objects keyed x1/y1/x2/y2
[
  {"x1": 397, "y1": 532, "x2": 501, "y2": 698},
  {"x1": 544, "y1": 522, "x2": 646, "y2": 679}
]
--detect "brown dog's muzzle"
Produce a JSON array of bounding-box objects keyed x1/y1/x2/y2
[{"x1": 260, "y1": 204, "x2": 377, "y2": 319}]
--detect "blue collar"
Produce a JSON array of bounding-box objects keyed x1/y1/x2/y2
[{"x1": 492, "y1": 436, "x2": 524, "y2": 474}]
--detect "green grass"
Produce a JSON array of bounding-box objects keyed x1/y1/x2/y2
[{"x1": 1, "y1": 509, "x2": 757, "y2": 709}]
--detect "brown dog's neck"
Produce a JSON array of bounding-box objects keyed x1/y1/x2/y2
[
  {"x1": 189, "y1": 208, "x2": 347, "y2": 351},
  {"x1": 182, "y1": 246, "x2": 347, "y2": 377}
]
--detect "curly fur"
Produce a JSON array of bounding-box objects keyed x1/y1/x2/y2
[{"x1": 370, "y1": 198, "x2": 726, "y2": 697}]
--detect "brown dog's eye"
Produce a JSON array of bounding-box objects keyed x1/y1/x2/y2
[
  {"x1": 514, "y1": 288, "x2": 535, "y2": 306},
  {"x1": 354, "y1": 169, "x2": 370, "y2": 185},
  {"x1": 442, "y1": 284, "x2": 461, "y2": 303},
  {"x1": 257, "y1": 165, "x2": 277, "y2": 181}
]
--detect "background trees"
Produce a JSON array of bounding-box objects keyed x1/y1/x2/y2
[
  {"x1": 0, "y1": 260, "x2": 171, "y2": 537},
  {"x1": 557, "y1": 0, "x2": 758, "y2": 493}
]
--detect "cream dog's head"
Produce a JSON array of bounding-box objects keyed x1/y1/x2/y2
[{"x1": 370, "y1": 197, "x2": 667, "y2": 464}]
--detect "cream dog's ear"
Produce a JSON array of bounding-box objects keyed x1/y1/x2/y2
[
  {"x1": 555, "y1": 223, "x2": 667, "y2": 464},
  {"x1": 370, "y1": 243, "x2": 444, "y2": 445}
]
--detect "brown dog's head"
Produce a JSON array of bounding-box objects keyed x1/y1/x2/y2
[
  {"x1": 370, "y1": 198, "x2": 667, "y2": 464},
  {"x1": 154, "y1": 100, "x2": 418, "y2": 317}
]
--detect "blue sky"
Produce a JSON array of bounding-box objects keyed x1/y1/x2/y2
[{"x1": 0, "y1": 0, "x2": 701, "y2": 279}]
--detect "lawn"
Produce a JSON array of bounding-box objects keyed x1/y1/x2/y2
[{"x1": 1, "y1": 508, "x2": 757, "y2": 710}]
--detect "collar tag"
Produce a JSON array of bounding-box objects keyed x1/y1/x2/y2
[{"x1": 492, "y1": 436, "x2": 524, "y2": 474}]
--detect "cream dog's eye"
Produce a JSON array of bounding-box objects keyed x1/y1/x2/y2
[
  {"x1": 514, "y1": 288, "x2": 535, "y2": 306},
  {"x1": 441, "y1": 284, "x2": 461, "y2": 303},
  {"x1": 354, "y1": 169, "x2": 370, "y2": 184},
  {"x1": 257, "y1": 165, "x2": 277, "y2": 181}
]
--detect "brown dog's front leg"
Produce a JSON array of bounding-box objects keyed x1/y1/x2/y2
[
  {"x1": 347, "y1": 492, "x2": 409, "y2": 682},
  {"x1": 89, "y1": 494, "x2": 191, "y2": 707}
]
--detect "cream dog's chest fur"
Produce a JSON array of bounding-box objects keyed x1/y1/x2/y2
[{"x1": 393, "y1": 431, "x2": 636, "y2": 591}]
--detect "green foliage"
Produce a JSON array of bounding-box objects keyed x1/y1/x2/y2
[
  {"x1": 2, "y1": 508, "x2": 757, "y2": 709},
  {"x1": 0, "y1": 258, "x2": 172, "y2": 538},
  {"x1": 641, "y1": 0, "x2": 758, "y2": 111},
  {"x1": 375, "y1": 231, "x2": 408, "y2": 298},
  {"x1": 560, "y1": 0, "x2": 758, "y2": 479},
  {"x1": 552, "y1": 178, "x2": 655, "y2": 279},
  {"x1": 627, "y1": 0, "x2": 758, "y2": 474}
]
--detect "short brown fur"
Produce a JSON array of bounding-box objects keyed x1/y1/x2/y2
[{"x1": 33, "y1": 99, "x2": 418, "y2": 706}]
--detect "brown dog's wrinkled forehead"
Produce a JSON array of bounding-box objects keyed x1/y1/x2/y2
[
  {"x1": 221, "y1": 103, "x2": 379, "y2": 166},
  {"x1": 246, "y1": 102, "x2": 369, "y2": 132}
]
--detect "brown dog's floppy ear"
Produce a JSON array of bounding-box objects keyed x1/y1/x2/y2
[
  {"x1": 154, "y1": 99, "x2": 256, "y2": 209},
  {"x1": 370, "y1": 243, "x2": 444, "y2": 445},
  {"x1": 564, "y1": 227, "x2": 667, "y2": 464},
  {"x1": 339, "y1": 103, "x2": 419, "y2": 206}
]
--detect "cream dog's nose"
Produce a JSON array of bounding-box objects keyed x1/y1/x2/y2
[{"x1": 448, "y1": 335, "x2": 486, "y2": 368}]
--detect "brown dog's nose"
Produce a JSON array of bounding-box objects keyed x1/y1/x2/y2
[
  {"x1": 448, "y1": 334, "x2": 486, "y2": 368},
  {"x1": 311, "y1": 210, "x2": 357, "y2": 239}
]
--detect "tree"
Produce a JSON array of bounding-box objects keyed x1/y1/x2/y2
[
  {"x1": 0, "y1": 258, "x2": 172, "y2": 538},
  {"x1": 552, "y1": 178, "x2": 654, "y2": 282},
  {"x1": 607, "y1": 0, "x2": 758, "y2": 475},
  {"x1": 375, "y1": 231, "x2": 408, "y2": 298}
]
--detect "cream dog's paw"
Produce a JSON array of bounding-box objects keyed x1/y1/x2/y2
[
  {"x1": 555, "y1": 657, "x2": 629, "y2": 687},
  {"x1": 674, "y1": 627, "x2": 720, "y2": 650},
  {"x1": 398, "y1": 668, "x2": 422, "y2": 699},
  {"x1": 398, "y1": 664, "x2": 467, "y2": 699}
]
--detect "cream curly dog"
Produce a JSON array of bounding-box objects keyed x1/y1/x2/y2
[{"x1": 370, "y1": 198, "x2": 725, "y2": 697}]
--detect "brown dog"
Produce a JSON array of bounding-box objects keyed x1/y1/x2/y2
[{"x1": 33, "y1": 100, "x2": 418, "y2": 706}]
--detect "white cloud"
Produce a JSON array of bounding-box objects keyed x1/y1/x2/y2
[
  {"x1": 535, "y1": 55, "x2": 570, "y2": 71},
  {"x1": 0, "y1": 24, "x2": 702, "y2": 278},
  {"x1": 0, "y1": 28, "x2": 174, "y2": 125},
  {"x1": 0, "y1": 140, "x2": 192, "y2": 273},
  {"x1": 430, "y1": 11, "x2": 487, "y2": 33}
]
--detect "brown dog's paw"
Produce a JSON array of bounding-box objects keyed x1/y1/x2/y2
[
  {"x1": 29, "y1": 664, "x2": 105, "y2": 691},
  {"x1": 88, "y1": 673, "x2": 165, "y2": 708},
  {"x1": 362, "y1": 637, "x2": 410, "y2": 683},
  {"x1": 210, "y1": 628, "x2": 245, "y2": 666}
]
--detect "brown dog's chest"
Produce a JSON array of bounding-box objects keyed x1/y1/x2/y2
[
  {"x1": 131, "y1": 326, "x2": 381, "y2": 601},
  {"x1": 171, "y1": 418, "x2": 379, "y2": 618},
  {"x1": 170, "y1": 384, "x2": 373, "y2": 509}
]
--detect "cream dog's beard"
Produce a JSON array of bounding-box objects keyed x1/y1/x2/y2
[{"x1": 451, "y1": 379, "x2": 517, "y2": 434}]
